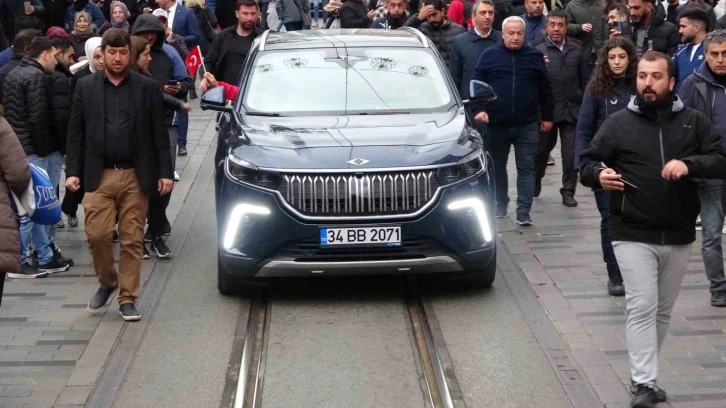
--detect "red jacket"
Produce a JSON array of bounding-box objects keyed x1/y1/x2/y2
[{"x1": 219, "y1": 81, "x2": 239, "y2": 101}]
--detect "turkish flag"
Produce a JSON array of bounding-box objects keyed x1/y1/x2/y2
[{"x1": 185, "y1": 46, "x2": 204, "y2": 78}]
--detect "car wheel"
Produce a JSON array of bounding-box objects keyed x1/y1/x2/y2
[{"x1": 217, "y1": 253, "x2": 258, "y2": 296}]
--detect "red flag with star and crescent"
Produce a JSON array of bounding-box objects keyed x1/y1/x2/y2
[{"x1": 185, "y1": 46, "x2": 205, "y2": 78}]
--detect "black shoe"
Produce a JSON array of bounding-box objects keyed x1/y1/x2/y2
[
  {"x1": 608, "y1": 280, "x2": 625, "y2": 296},
  {"x1": 547, "y1": 155, "x2": 555, "y2": 166},
  {"x1": 7, "y1": 263, "x2": 49, "y2": 279},
  {"x1": 52, "y1": 245, "x2": 74, "y2": 267},
  {"x1": 562, "y1": 195, "x2": 578, "y2": 207},
  {"x1": 495, "y1": 206, "x2": 507, "y2": 218},
  {"x1": 119, "y1": 303, "x2": 141, "y2": 321},
  {"x1": 711, "y1": 291, "x2": 726, "y2": 307},
  {"x1": 516, "y1": 214, "x2": 533, "y2": 227},
  {"x1": 151, "y1": 237, "x2": 171, "y2": 258},
  {"x1": 142, "y1": 244, "x2": 150, "y2": 259},
  {"x1": 534, "y1": 179, "x2": 542, "y2": 198},
  {"x1": 144, "y1": 229, "x2": 152, "y2": 243},
  {"x1": 162, "y1": 223, "x2": 171, "y2": 236},
  {"x1": 177, "y1": 147, "x2": 188, "y2": 156},
  {"x1": 112, "y1": 230, "x2": 119, "y2": 243},
  {"x1": 38, "y1": 258, "x2": 71, "y2": 274},
  {"x1": 87, "y1": 285, "x2": 118, "y2": 313},
  {"x1": 631, "y1": 381, "x2": 667, "y2": 403},
  {"x1": 630, "y1": 384, "x2": 658, "y2": 408}
]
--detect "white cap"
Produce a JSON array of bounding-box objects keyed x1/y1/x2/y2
[{"x1": 152, "y1": 8, "x2": 168, "y2": 19}]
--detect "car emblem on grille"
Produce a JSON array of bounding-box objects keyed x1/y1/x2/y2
[{"x1": 347, "y1": 158, "x2": 370, "y2": 166}]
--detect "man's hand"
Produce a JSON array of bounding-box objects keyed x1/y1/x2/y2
[
  {"x1": 662, "y1": 159, "x2": 689, "y2": 181},
  {"x1": 609, "y1": 28, "x2": 622, "y2": 38},
  {"x1": 474, "y1": 111, "x2": 489, "y2": 123},
  {"x1": 164, "y1": 84, "x2": 181, "y2": 95},
  {"x1": 158, "y1": 178, "x2": 174, "y2": 195},
  {"x1": 367, "y1": 9, "x2": 376, "y2": 19},
  {"x1": 598, "y1": 168, "x2": 624, "y2": 191},
  {"x1": 543, "y1": 54, "x2": 550, "y2": 65},
  {"x1": 581, "y1": 23, "x2": 593, "y2": 32},
  {"x1": 66, "y1": 177, "x2": 81, "y2": 192},
  {"x1": 540, "y1": 121, "x2": 553, "y2": 132},
  {"x1": 143, "y1": 7, "x2": 152, "y2": 13},
  {"x1": 165, "y1": 27, "x2": 174, "y2": 43},
  {"x1": 182, "y1": 103, "x2": 192, "y2": 112},
  {"x1": 25, "y1": 4, "x2": 35, "y2": 14},
  {"x1": 203, "y1": 72, "x2": 218, "y2": 90},
  {"x1": 417, "y1": 4, "x2": 435, "y2": 20}
]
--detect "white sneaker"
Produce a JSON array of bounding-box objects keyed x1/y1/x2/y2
[
  {"x1": 696, "y1": 215, "x2": 702, "y2": 231},
  {"x1": 174, "y1": 171, "x2": 180, "y2": 182}
]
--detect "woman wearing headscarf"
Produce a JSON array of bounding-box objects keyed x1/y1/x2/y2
[
  {"x1": 0, "y1": 103, "x2": 32, "y2": 292},
  {"x1": 100, "y1": 1, "x2": 131, "y2": 35},
  {"x1": 68, "y1": 11, "x2": 99, "y2": 61}
]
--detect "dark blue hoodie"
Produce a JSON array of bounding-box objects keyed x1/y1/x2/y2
[
  {"x1": 679, "y1": 61, "x2": 726, "y2": 147},
  {"x1": 522, "y1": 13, "x2": 545, "y2": 44},
  {"x1": 471, "y1": 43, "x2": 554, "y2": 126}
]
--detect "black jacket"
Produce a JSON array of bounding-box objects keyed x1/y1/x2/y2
[
  {"x1": 678, "y1": 62, "x2": 726, "y2": 145},
  {"x1": 66, "y1": 71, "x2": 173, "y2": 196},
  {"x1": 449, "y1": 29, "x2": 502, "y2": 99},
  {"x1": 565, "y1": 0, "x2": 605, "y2": 62},
  {"x1": 70, "y1": 65, "x2": 92, "y2": 98},
  {"x1": 2, "y1": 58, "x2": 55, "y2": 157},
  {"x1": 675, "y1": 1, "x2": 717, "y2": 31},
  {"x1": 579, "y1": 96, "x2": 726, "y2": 245},
  {"x1": 340, "y1": 0, "x2": 370, "y2": 28},
  {"x1": 49, "y1": 62, "x2": 72, "y2": 155},
  {"x1": 404, "y1": 16, "x2": 465, "y2": 66},
  {"x1": 191, "y1": 5, "x2": 218, "y2": 56},
  {"x1": 630, "y1": 3, "x2": 680, "y2": 56},
  {"x1": 531, "y1": 36, "x2": 587, "y2": 123},
  {"x1": 718, "y1": 14, "x2": 726, "y2": 29},
  {"x1": 206, "y1": 25, "x2": 263, "y2": 78},
  {"x1": 132, "y1": 14, "x2": 190, "y2": 126},
  {"x1": 0, "y1": 55, "x2": 21, "y2": 104},
  {"x1": 370, "y1": 13, "x2": 408, "y2": 29}
]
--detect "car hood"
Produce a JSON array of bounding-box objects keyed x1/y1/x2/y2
[{"x1": 231, "y1": 110, "x2": 481, "y2": 170}]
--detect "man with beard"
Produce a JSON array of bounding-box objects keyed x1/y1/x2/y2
[
  {"x1": 673, "y1": 6, "x2": 708, "y2": 90},
  {"x1": 628, "y1": 0, "x2": 680, "y2": 56},
  {"x1": 679, "y1": 29, "x2": 726, "y2": 308},
  {"x1": 66, "y1": 28, "x2": 173, "y2": 321},
  {"x1": 370, "y1": 0, "x2": 409, "y2": 29},
  {"x1": 206, "y1": 0, "x2": 261, "y2": 86},
  {"x1": 404, "y1": 0, "x2": 465, "y2": 66},
  {"x1": 522, "y1": 0, "x2": 545, "y2": 44},
  {"x1": 580, "y1": 51, "x2": 726, "y2": 408}
]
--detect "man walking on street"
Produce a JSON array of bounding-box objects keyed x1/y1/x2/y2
[
  {"x1": 678, "y1": 29, "x2": 726, "y2": 308},
  {"x1": 404, "y1": 0, "x2": 465, "y2": 67},
  {"x1": 66, "y1": 28, "x2": 173, "y2": 321},
  {"x1": 522, "y1": 0, "x2": 545, "y2": 44},
  {"x1": 673, "y1": 6, "x2": 708, "y2": 90},
  {"x1": 206, "y1": 0, "x2": 262, "y2": 86},
  {"x1": 629, "y1": 0, "x2": 681, "y2": 56},
  {"x1": 565, "y1": 0, "x2": 605, "y2": 76},
  {"x1": 580, "y1": 51, "x2": 726, "y2": 408},
  {"x1": 532, "y1": 10, "x2": 588, "y2": 207},
  {"x1": 472, "y1": 15, "x2": 554, "y2": 226},
  {"x1": 449, "y1": 0, "x2": 502, "y2": 99},
  {"x1": 2, "y1": 37, "x2": 72, "y2": 276},
  {"x1": 0, "y1": 28, "x2": 41, "y2": 103}
]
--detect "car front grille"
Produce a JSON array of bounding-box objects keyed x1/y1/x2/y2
[
  {"x1": 274, "y1": 238, "x2": 451, "y2": 263},
  {"x1": 278, "y1": 171, "x2": 439, "y2": 217}
]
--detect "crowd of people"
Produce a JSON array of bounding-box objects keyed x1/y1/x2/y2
[{"x1": 0, "y1": 0, "x2": 725, "y2": 406}]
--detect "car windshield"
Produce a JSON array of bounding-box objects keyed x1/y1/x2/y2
[{"x1": 242, "y1": 47, "x2": 454, "y2": 115}]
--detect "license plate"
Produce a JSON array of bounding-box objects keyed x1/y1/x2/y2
[{"x1": 319, "y1": 226, "x2": 401, "y2": 246}]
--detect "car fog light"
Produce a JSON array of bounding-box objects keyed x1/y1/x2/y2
[
  {"x1": 448, "y1": 198, "x2": 493, "y2": 243},
  {"x1": 223, "y1": 204, "x2": 270, "y2": 250}
]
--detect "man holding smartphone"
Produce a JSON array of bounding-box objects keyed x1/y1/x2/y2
[
  {"x1": 580, "y1": 51, "x2": 726, "y2": 408},
  {"x1": 132, "y1": 14, "x2": 191, "y2": 258}
]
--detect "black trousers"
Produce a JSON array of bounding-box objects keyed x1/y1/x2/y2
[
  {"x1": 61, "y1": 186, "x2": 85, "y2": 217},
  {"x1": 536, "y1": 120, "x2": 577, "y2": 197}
]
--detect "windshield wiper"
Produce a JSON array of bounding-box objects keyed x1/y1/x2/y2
[
  {"x1": 245, "y1": 112, "x2": 288, "y2": 117},
  {"x1": 353, "y1": 111, "x2": 411, "y2": 115}
]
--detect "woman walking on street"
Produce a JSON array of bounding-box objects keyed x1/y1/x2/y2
[{"x1": 575, "y1": 36, "x2": 638, "y2": 297}]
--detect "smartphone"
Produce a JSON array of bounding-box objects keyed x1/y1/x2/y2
[
  {"x1": 167, "y1": 80, "x2": 179, "y2": 86},
  {"x1": 615, "y1": 21, "x2": 624, "y2": 33}
]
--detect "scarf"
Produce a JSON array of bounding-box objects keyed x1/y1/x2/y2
[
  {"x1": 110, "y1": 1, "x2": 130, "y2": 31},
  {"x1": 72, "y1": 11, "x2": 93, "y2": 38}
]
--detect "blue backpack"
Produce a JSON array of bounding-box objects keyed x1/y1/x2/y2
[{"x1": 10, "y1": 163, "x2": 62, "y2": 225}]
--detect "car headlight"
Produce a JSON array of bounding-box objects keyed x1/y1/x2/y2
[
  {"x1": 226, "y1": 155, "x2": 281, "y2": 189},
  {"x1": 436, "y1": 150, "x2": 486, "y2": 186}
]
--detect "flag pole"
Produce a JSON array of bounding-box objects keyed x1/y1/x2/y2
[{"x1": 198, "y1": 46, "x2": 207, "y2": 76}]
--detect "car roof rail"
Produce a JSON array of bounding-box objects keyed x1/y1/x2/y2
[
  {"x1": 399, "y1": 27, "x2": 430, "y2": 48},
  {"x1": 258, "y1": 29, "x2": 273, "y2": 51}
]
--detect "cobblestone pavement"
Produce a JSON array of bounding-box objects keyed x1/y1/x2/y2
[
  {"x1": 498, "y1": 145, "x2": 726, "y2": 408},
  {"x1": 0, "y1": 99, "x2": 215, "y2": 408}
]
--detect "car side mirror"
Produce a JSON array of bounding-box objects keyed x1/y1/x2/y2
[
  {"x1": 463, "y1": 80, "x2": 497, "y2": 109},
  {"x1": 200, "y1": 87, "x2": 233, "y2": 113}
]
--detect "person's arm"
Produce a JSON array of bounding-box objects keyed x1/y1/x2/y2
[
  {"x1": 165, "y1": 44, "x2": 192, "y2": 96},
  {"x1": 207, "y1": 6, "x2": 218, "y2": 27},
  {"x1": 681, "y1": 117, "x2": 726, "y2": 179},
  {"x1": 172, "y1": 34, "x2": 189, "y2": 59},
  {"x1": 149, "y1": 84, "x2": 173, "y2": 181},
  {"x1": 128, "y1": 0, "x2": 141, "y2": 26},
  {"x1": 66, "y1": 80, "x2": 85, "y2": 179},
  {"x1": 162, "y1": 92, "x2": 187, "y2": 111},
  {"x1": 537, "y1": 53, "x2": 554, "y2": 122},
  {"x1": 404, "y1": 14, "x2": 424, "y2": 28},
  {"x1": 579, "y1": 119, "x2": 617, "y2": 189},
  {"x1": 49, "y1": 73, "x2": 71, "y2": 154},
  {"x1": 448, "y1": 1, "x2": 464, "y2": 26},
  {"x1": 29, "y1": 0, "x2": 44, "y2": 15},
  {"x1": 27, "y1": 74, "x2": 51, "y2": 157},
  {"x1": 566, "y1": 5, "x2": 581, "y2": 36},
  {"x1": 578, "y1": 51, "x2": 588, "y2": 93},
  {"x1": 206, "y1": 31, "x2": 222, "y2": 74},
  {"x1": 575, "y1": 90, "x2": 597, "y2": 169},
  {"x1": 666, "y1": 26, "x2": 681, "y2": 56},
  {"x1": 449, "y1": 38, "x2": 463, "y2": 97},
  {"x1": 219, "y1": 81, "x2": 239, "y2": 100},
  {"x1": 340, "y1": 5, "x2": 368, "y2": 27},
  {"x1": 181, "y1": 8, "x2": 200, "y2": 46},
  {"x1": 677, "y1": 75, "x2": 694, "y2": 107},
  {"x1": 0, "y1": 120, "x2": 31, "y2": 197}
]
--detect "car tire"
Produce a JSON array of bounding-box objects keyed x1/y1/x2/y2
[{"x1": 217, "y1": 254, "x2": 258, "y2": 296}]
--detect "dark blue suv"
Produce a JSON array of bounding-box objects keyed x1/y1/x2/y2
[{"x1": 201, "y1": 28, "x2": 497, "y2": 294}]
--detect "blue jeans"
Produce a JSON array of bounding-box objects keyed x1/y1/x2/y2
[
  {"x1": 313, "y1": 0, "x2": 328, "y2": 22},
  {"x1": 20, "y1": 152, "x2": 63, "y2": 265},
  {"x1": 487, "y1": 121, "x2": 539, "y2": 217},
  {"x1": 697, "y1": 179, "x2": 726, "y2": 293},
  {"x1": 178, "y1": 112, "x2": 188, "y2": 149},
  {"x1": 595, "y1": 190, "x2": 622, "y2": 283}
]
